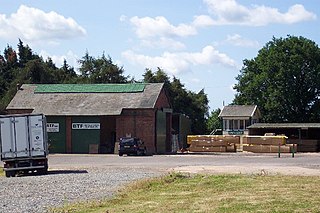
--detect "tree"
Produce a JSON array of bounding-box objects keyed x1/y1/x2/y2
[
  {"x1": 3, "y1": 45, "x2": 18, "y2": 73},
  {"x1": 78, "y1": 50, "x2": 95, "y2": 78},
  {"x1": 206, "y1": 108, "x2": 222, "y2": 133},
  {"x1": 78, "y1": 52, "x2": 127, "y2": 83},
  {"x1": 52, "y1": 59, "x2": 78, "y2": 83},
  {"x1": 25, "y1": 59, "x2": 55, "y2": 84},
  {"x1": 17, "y1": 39, "x2": 37, "y2": 67},
  {"x1": 91, "y1": 54, "x2": 127, "y2": 83},
  {"x1": 233, "y1": 36, "x2": 320, "y2": 122}
]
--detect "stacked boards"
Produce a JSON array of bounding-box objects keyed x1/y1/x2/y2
[
  {"x1": 187, "y1": 135, "x2": 239, "y2": 152},
  {"x1": 287, "y1": 139, "x2": 319, "y2": 152},
  {"x1": 242, "y1": 136, "x2": 295, "y2": 153},
  {"x1": 187, "y1": 135, "x2": 297, "y2": 153}
]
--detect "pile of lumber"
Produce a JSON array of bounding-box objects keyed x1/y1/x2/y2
[
  {"x1": 187, "y1": 135, "x2": 240, "y2": 152},
  {"x1": 287, "y1": 139, "x2": 319, "y2": 152},
  {"x1": 242, "y1": 136, "x2": 296, "y2": 153},
  {"x1": 187, "y1": 135, "x2": 302, "y2": 153}
]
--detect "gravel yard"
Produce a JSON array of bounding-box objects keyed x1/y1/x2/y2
[
  {"x1": 0, "y1": 165, "x2": 161, "y2": 213},
  {"x1": 1, "y1": 153, "x2": 320, "y2": 213}
]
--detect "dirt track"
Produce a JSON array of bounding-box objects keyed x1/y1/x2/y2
[
  {"x1": 48, "y1": 152, "x2": 320, "y2": 176},
  {"x1": 1, "y1": 153, "x2": 320, "y2": 213}
]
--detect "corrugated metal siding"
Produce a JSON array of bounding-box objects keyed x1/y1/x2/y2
[{"x1": 156, "y1": 110, "x2": 166, "y2": 153}]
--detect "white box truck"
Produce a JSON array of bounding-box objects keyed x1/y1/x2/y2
[{"x1": 0, "y1": 114, "x2": 48, "y2": 177}]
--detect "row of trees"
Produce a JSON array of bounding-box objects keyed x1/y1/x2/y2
[
  {"x1": 2, "y1": 35, "x2": 317, "y2": 134},
  {"x1": 0, "y1": 40, "x2": 213, "y2": 134}
]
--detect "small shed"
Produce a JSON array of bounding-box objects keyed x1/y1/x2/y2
[
  {"x1": 219, "y1": 105, "x2": 261, "y2": 135},
  {"x1": 6, "y1": 83, "x2": 172, "y2": 154}
]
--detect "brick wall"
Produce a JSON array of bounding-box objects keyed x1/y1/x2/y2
[
  {"x1": 116, "y1": 88, "x2": 171, "y2": 154},
  {"x1": 116, "y1": 109, "x2": 156, "y2": 154},
  {"x1": 154, "y1": 88, "x2": 171, "y2": 109}
]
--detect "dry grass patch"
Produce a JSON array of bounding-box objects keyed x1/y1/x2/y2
[{"x1": 50, "y1": 173, "x2": 320, "y2": 213}]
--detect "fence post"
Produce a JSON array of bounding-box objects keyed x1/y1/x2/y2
[{"x1": 292, "y1": 145, "x2": 295, "y2": 158}]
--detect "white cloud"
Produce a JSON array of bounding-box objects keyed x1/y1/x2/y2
[
  {"x1": 130, "y1": 16, "x2": 197, "y2": 38},
  {"x1": 122, "y1": 46, "x2": 238, "y2": 75},
  {"x1": 119, "y1": 15, "x2": 127, "y2": 22},
  {"x1": 140, "y1": 37, "x2": 186, "y2": 50},
  {"x1": 40, "y1": 50, "x2": 79, "y2": 69},
  {"x1": 122, "y1": 50, "x2": 189, "y2": 75},
  {"x1": 0, "y1": 5, "x2": 86, "y2": 42},
  {"x1": 225, "y1": 34, "x2": 259, "y2": 47},
  {"x1": 128, "y1": 15, "x2": 217, "y2": 50},
  {"x1": 204, "y1": 0, "x2": 316, "y2": 26},
  {"x1": 192, "y1": 15, "x2": 215, "y2": 27}
]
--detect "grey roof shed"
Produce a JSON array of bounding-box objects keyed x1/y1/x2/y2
[
  {"x1": 6, "y1": 83, "x2": 166, "y2": 116},
  {"x1": 218, "y1": 105, "x2": 260, "y2": 117}
]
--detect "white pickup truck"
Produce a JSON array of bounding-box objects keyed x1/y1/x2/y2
[{"x1": 0, "y1": 114, "x2": 48, "y2": 177}]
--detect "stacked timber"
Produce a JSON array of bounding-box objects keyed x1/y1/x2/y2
[
  {"x1": 187, "y1": 135, "x2": 239, "y2": 152},
  {"x1": 242, "y1": 136, "x2": 296, "y2": 153},
  {"x1": 287, "y1": 139, "x2": 319, "y2": 152}
]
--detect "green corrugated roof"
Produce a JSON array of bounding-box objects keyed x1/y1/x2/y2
[{"x1": 34, "y1": 84, "x2": 146, "y2": 93}]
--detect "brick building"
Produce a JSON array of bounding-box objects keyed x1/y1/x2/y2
[{"x1": 6, "y1": 83, "x2": 172, "y2": 154}]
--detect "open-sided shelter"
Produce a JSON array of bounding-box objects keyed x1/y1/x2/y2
[{"x1": 248, "y1": 123, "x2": 320, "y2": 152}]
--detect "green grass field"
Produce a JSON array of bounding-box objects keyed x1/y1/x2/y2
[{"x1": 50, "y1": 173, "x2": 320, "y2": 213}]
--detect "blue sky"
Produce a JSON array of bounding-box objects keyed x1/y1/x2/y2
[{"x1": 0, "y1": 0, "x2": 319, "y2": 111}]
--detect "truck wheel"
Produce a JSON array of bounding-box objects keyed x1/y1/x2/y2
[
  {"x1": 5, "y1": 171, "x2": 15, "y2": 178},
  {"x1": 143, "y1": 147, "x2": 147, "y2": 156}
]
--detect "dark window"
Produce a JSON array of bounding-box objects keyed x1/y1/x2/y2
[{"x1": 240, "y1": 120, "x2": 244, "y2": 130}]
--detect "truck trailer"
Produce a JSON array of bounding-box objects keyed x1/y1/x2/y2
[{"x1": 0, "y1": 114, "x2": 48, "y2": 177}]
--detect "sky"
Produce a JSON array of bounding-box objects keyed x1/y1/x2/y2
[{"x1": 0, "y1": 0, "x2": 319, "y2": 111}]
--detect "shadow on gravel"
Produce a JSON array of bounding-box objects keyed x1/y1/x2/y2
[
  {"x1": 47, "y1": 170, "x2": 88, "y2": 175},
  {"x1": 119, "y1": 154, "x2": 154, "y2": 157},
  {"x1": 15, "y1": 170, "x2": 88, "y2": 177}
]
